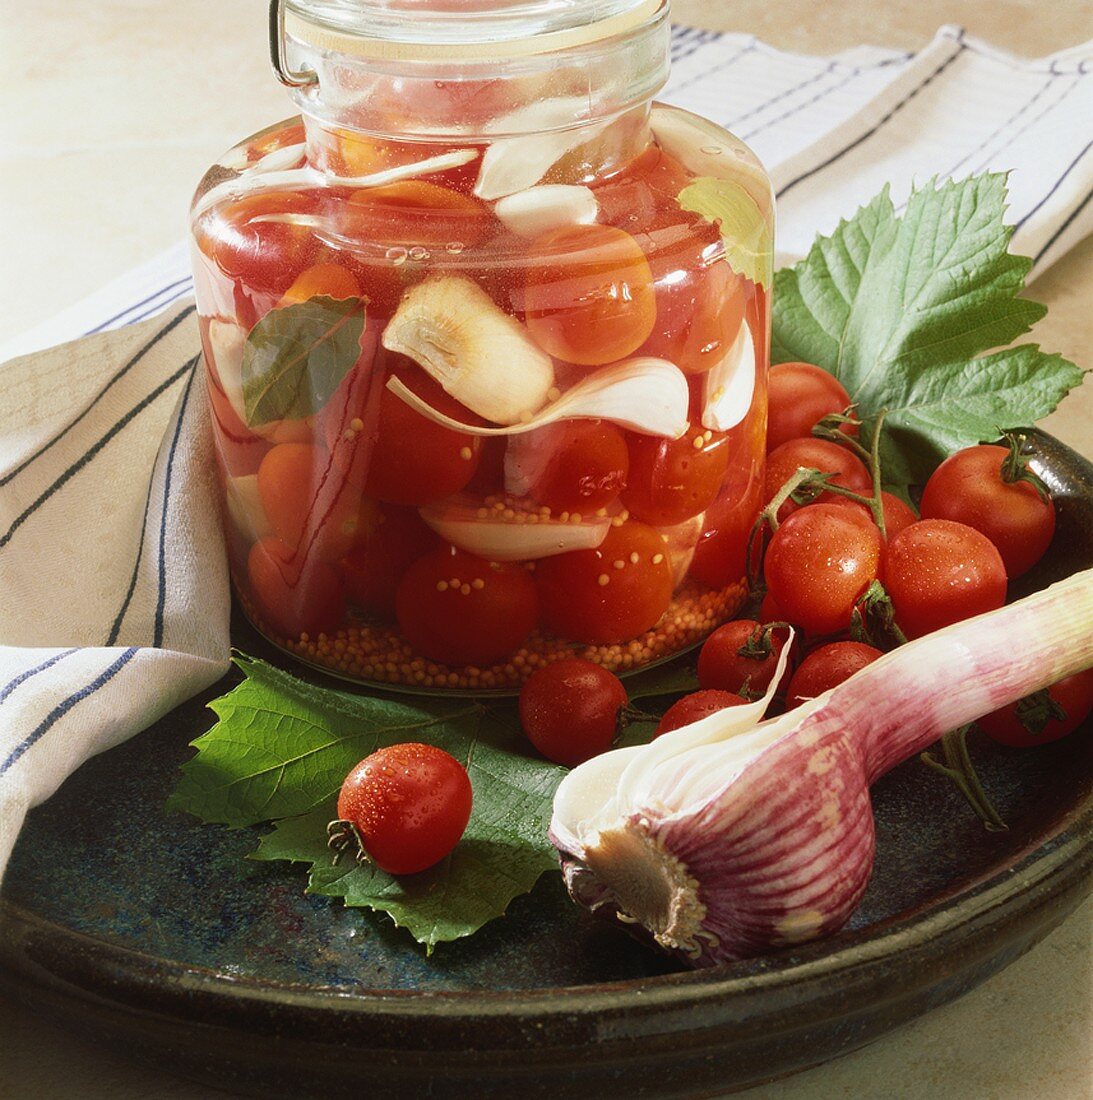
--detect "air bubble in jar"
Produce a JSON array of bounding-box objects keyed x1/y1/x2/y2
[
  {"x1": 409, "y1": 246, "x2": 430, "y2": 261},
  {"x1": 700, "y1": 145, "x2": 722, "y2": 155},
  {"x1": 386, "y1": 246, "x2": 409, "y2": 266},
  {"x1": 446, "y1": 241, "x2": 465, "y2": 255}
]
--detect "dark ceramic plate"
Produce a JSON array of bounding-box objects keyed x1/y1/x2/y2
[{"x1": 2, "y1": 430, "x2": 1091, "y2": 1098}]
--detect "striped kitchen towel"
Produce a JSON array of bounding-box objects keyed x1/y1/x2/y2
[{"x1": 0, "y1": 24, "x2": 1090, "y2": 873}]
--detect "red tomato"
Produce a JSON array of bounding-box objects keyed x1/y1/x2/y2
[
  {"x1": 766, "y1": 362, "x2": 856, "y2": 451},
  {"x1": 256, "y1": 443, "x2": 367, "y2": 562},
  {"x1": 323, "y1": 360, "x2": 482, "y2": 506},
  {"x1": 885, "y1": 519, "x2": 1007, "y2": 639},
  {"x1": 519, "y1": 660, "x2": 628, "y2": 766},
  {"x1": 688, "y1": 476, "x2": 763, "y2": 589},
  {"x1": 342, "y1": 506, "x2": 439, "y2": 619},
  {"x1": 764, "y1": 503, "x2": 885, "y2": 636},
  {"x1": 919, "y1": 444, "x2": 1055, "y2": 578},
  {"x1": 524, "y1": 224, "x2": 656, "y2": 366},
  {"x1": 764, "y1": 437, "x2": 872, "y2": 521},
  {"x1": 640, "y1": 233, "x2": 747, "y2": 376},
  {"x1": 697, "y1": 619, "x2": 791, "y2": 696},
  {"x1": 977, "y1": 669, "x2": 1093, "y2": 748},
  {"x1": 247, "y1": 536, "x2": 345, "y2": 639},
  {"x1": 509, "y1": 420, "x2": 629, "y2": 513},
  {"x1": 654, "y1": 689, "x2": 748, "y2": 736},
  {"x1": 622, "y1": 425, "x2": 731, "y2": 527},
  {"x1": 395, "y1": 546, "x2": 538, "y2": 666},
  {"x1": 205, "y1": 373, "x2": 271, "y2": 477},
  {"x1": 785, "y1": 641, "x2": 884, "y2": 709},
  {"x1": 199, "y1": 189, "x2": 323, "y2": 295},
  {"x1": 344, "y1": 180, "x2": 489, "y2": 248},
  {"x1": 535, "y1": 522, "x2": 673, "y2": 644},
  {"x1": 336, "y1": 743, "x2": 473, "y2": 875}
]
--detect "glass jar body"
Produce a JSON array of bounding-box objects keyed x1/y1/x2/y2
[{"x1": 189, "y1": 100, "x2": 773, "y2": 693}]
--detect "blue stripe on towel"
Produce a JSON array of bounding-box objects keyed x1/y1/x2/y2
[
  {"x1": 84, "y1": 276, "x2": 194, "y2": 336},
  {"x1": 153, "y1": 365, "x2": 199, "y2": 647},
  {"x1": 0, "y1": 648, "x2": 80, "y2": 707},
  {"x1": 0, "y1": 647, "x2": 139, "y2": 776},
  {"x1": 0, "y1": 305, "x2": 195, "y2": 490},
  {"x1": 0, "y1": 356, "x2": 196, "y2": 551},
  {"x1": 1016, "y1": 139, "x2": 1093, "y2": 229},
  {"x1": 1034, "y1": 186, "x2": 1092, "y2": 264},
  {"x1": 776, "y1": 37, "x2": 967, "y2": 199}
]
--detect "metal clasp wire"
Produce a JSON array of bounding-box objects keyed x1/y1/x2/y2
[{"x1": 269, "y1": 0, "x2": 319, "y2": 88}]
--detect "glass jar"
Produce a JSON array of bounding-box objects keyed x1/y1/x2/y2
[{"x1": 189, "y1": 0, "x2": 773, "y2": 693}]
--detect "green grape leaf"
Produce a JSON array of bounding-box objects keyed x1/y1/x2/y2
[
  {"x1": 168, "y1": 656, "x2": 565, "y2": 948},
  {"x1": 771, "y1": 175, "x2": 1083, "y2": 488},
  {"x1": 241, "y1": 295, "x2": 365, "y2": 426},
  {"x1": 678, "y1": 176, "x2": 773, "y2": 289}
]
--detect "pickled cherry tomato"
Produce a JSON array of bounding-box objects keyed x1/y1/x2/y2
[
  {"x1": 343, "y1": 506, "x2": 439, "y2": 619},
  {"x1": 345, "y1": 181, "x2": 489, "y2": 248},
  {"x1": 257, "y1": 443, "x2": 369, "y2": 562},
  {"x1": 535, "y1": 522, "x2": 673, "y2": 644},
  {"x1": 247, "y1": 536, "x2": 345, "y2": 639},
  {"x1": 623, "y1": 425, "x2": 731, "y2": 527},
  {"x1": 323, "y1": 361, "x2": 481, "y2": 506},
  {"x1": 689, "y1": 477, "x2": 763, "y2": 589},
  {"x1": 512, "y1": 420, "x2": 629, "y2": 513},
  {"x1": 200, "y1": 189, "x2": 322, "y2": 294},
  {"x1": 641, "y1": 239, "x2": 747, "y2": 376},
  {"x1": 280, "y1": 263, "x2": 361, "y2": 305},
  {"x1": 524, "y1": 224, "x2": 656, "y2": 367},
  {"x1": 395, "y1": 547, "x2": 539, "y2": 667}
]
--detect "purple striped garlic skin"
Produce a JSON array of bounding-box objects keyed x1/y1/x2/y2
[{"x1": 550, "y1": 568, "x2": 1093, "y2": 967}]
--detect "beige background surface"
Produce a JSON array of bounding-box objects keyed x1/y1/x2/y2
[{"x1": 1, "y1": 1, "x2": 1090, "y2": 1097}]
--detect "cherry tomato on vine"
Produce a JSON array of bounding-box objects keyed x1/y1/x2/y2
[
  {"x1": 885, "y1": 519, "x2": 1007, "y2": 640},
  {"x1": 395, "y1": 546, "x2": 538, "y2": 667},
  {"x1": 766, "y1": 362, "x2": 857, "y2": 451},
  {"x1": 697, "y1": 619, "x2": 792, "y2": 696},
  {"x1": 323, "y1": 361, "x2": 481, "y2": 506},
  {"x1": 763, "y1": 437, "x2": 872, "y2": 521},
  {"x1": 519, "y1": 659, "x2": 628, "y2": 766},
  {"x1": 654, "y1": 689, "x2": 748, "y2": 736},
  {"x1": 524, "y1": 224, "x2": 656, "y2": 366},
  {"x1": 336, "y1": 743, "x2": 473, "y2": 875},
  {"x1": 535, "y1": 522, "x2": 672, "y2": 644},
  {"x1": 827, "y1": 492, "x2": 919, "y2": 541},
  {"x1": 976, "y1": 668, "x2": 1093, "y2": 748},
  {"x1": 785, "y1": 641, "x2": 884, "y2": 709},
  {"x1": 764, "y1": 503, "x2": 885, "y2": 636},
  {"x1": 919, "y1": 444, "x2": 1055, "y2": 578},
  {"x1": 623, "y1": 424, "x2": 731, "y2": 527},
  {"x1": 247, "y1": 536, "x2": 345, "y2": 639}
]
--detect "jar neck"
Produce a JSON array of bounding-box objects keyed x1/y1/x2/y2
[{"x1": 282, "y1": 2, "x2": 669, "y2": 142}]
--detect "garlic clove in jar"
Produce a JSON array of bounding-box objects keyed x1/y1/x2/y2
[
  {"x1": 381, "y1": 275, "x2": 556, "y2": 426},
  {"x1": 702, "y1": 319, "x2": 756, "y2": 433},
  {"x1": 495, "y1": 185, "x2": 599, "y2": 238}
]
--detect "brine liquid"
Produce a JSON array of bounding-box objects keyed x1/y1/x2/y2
[{"x1": 190, "y1": 105, "x2": 771, "y2": 691}]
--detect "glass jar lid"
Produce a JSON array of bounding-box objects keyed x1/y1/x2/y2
[{"x1": 284, "y1": 0, "x2": 665, "y2": 60}]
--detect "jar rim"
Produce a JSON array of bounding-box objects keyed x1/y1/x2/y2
[{"x1": 285, "y1": 0, "x2": 666, "y2": 61}]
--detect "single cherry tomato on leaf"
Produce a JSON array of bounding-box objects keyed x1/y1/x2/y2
[
  {"x1": 519, "y1": 659, "x2": 628, "y2": 767},
  {"x1": 335, "y1": 743, "x2": 473, "y2": 875}
]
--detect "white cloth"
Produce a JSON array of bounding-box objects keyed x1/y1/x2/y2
[{"x1": 1, "y1": 24, "x2": 1091, "y2": 874}]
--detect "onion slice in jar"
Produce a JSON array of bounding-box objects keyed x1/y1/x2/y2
[
  {"x1": 419, "y1": 495, "x2": 613, "y2": 561},
  {"x1": 702, "y1": 319, "x2": 756, "y2": 433},
  {"x1": 192, "y1": 148, "x2": 480, "y2": 219},
  {"x1": 387, "y1": 357, "x2": 690, "y2": 439},
  {"x1": 225, "y1": 473, "x2": 273, "y2": 542},
  {"x1": 658, "y1": 513, "x2": 705, "y2": 588}
]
